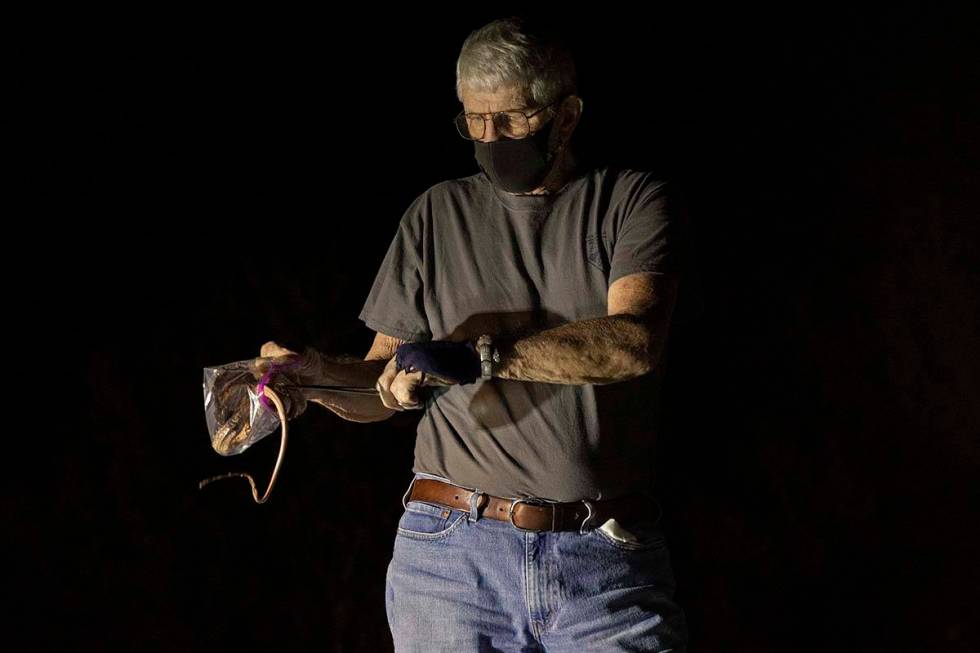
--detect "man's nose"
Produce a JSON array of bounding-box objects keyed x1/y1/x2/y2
[{"x1": 480, "y1": 117, "x2": 500, "y2": 142}]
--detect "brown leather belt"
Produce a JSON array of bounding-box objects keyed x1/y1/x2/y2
[{"x1": 404, "y1": 477, "x2": 659, "y2": 534}]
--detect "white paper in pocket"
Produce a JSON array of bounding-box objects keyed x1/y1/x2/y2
[{"x1": 597, "y1": 518, "x2": 639, "y2": 544}]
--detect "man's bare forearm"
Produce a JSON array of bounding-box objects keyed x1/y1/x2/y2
[
  {"x1": 292, "y1": 312, "x2": 664, "y2": 418},
  {"x1": 494, "y1": 315, "x2": 663, "y2": 385}
]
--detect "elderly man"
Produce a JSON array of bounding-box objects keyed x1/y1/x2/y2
[{"x1": 262, "y1": 16, "x2": 692, "y2": 652}]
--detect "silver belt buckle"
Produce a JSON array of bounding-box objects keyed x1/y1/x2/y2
[{"x1": 508, "y1": 497, "x2": 551, "y2": 533}]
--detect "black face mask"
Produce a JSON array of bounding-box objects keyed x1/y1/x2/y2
[{"x1": 473, "y1": 119, "x2": 559, "y2": 193}]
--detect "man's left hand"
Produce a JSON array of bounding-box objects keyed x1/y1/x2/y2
[{"x1": 375, "y1": 340, "x2": 480, "y2": 410}]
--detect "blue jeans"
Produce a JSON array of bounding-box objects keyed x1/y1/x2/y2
[{"x1": 385, "y1": 472, "x2": 689, "y2": 652}]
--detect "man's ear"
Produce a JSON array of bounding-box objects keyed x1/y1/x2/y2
[{"x1": 558, "y1": 95, "x2": 584, "y2": 140}]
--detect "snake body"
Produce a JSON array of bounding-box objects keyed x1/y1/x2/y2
[
  {"x1": 201, "y1": 361, "x2": 379, "y2": 504},
  {"x1": 199, "y1": 386, "x2": 288, "y2": 504}
]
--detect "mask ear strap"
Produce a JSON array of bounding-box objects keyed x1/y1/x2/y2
[{"x1": 548, "y1": 136, "x2": 567, "y2": 161}]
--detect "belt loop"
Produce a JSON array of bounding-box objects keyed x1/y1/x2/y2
[
  {"x1": 468, "y1": 490, "x2": 486, "y2": 522},
  {"x1": 578, "y1": 500, "x2": 596, "y2": 535},
  {"x1": 402, "y1": 475, "x2": 418, "y2": 510}
]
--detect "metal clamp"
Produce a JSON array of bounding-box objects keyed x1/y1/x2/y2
[
  {"x1": 508, "y1": 497, "x2": 551, "y2": 533},
  {"x1": 578, "y1": 500, "x2": 596, "y2": 535},
  {"x1": 468, "y1": 490, "x2": 488, "y2": 522}
]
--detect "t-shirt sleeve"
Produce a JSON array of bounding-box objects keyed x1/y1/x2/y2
[
  {"x1": 608, "y1": 175, "x2": 683, "y2": 286},
  {"x1": 358, "y1": 195, "x2": 432, "y2": 342}
]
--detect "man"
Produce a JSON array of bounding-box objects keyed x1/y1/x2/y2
[{"x1": 261, "y1": 16, "x2": 692, "y2": 652}]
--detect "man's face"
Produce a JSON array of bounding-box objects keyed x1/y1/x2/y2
[{"x1": 460, "y1": 85, "x2": 557, "y2": 143}]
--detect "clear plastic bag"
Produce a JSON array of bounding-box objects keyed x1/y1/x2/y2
[
  {"x1": 200, "y1": 352, "x2": 378, "y2": 503},
  {"x1": 202, "y1": 358, "x2": 302, "y2": 457}
]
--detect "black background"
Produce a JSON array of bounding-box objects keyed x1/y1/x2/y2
[{"x1": 23, "y1": 6, "x2": 979, "y2": 651}]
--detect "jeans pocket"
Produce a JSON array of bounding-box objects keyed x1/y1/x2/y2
[
  {"x1": 592, "y1": 515, "x2": 667, "y2": 552},
  {"x1": 396, "y1": 500, "x2": 468, "y2": 541}
]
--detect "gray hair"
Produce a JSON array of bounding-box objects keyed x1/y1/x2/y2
[{"x1": 455, "y1": 16, "x2": 577, "y2": 108}]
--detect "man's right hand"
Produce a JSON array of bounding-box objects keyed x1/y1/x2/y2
[
  {"x1": 251, "y1": 341, "x2": 320, "y2": 419},
  {"x1": 252, "y1": 341, "x2": 306, "y2": 382},
  {"x1": 260, "y1": 341, "x2": 298, "y2": 359}
]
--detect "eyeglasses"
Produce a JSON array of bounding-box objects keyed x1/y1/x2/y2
[{"x1": 453, "y1": 98, "x2": 562, "y2": 141}]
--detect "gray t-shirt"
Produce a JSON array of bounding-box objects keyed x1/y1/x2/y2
[{"x1": 359, "y1": 161, "x2": 698, "y2": 502}]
